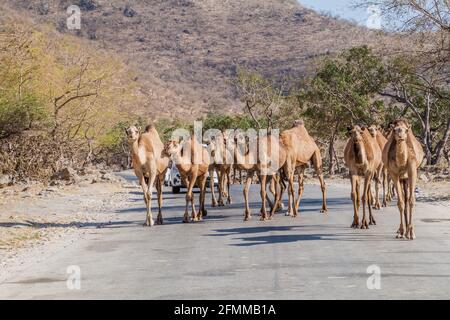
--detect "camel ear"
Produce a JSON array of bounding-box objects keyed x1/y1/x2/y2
[{"x1": 137, "y1": 126, "x2": 142, "y2": 133}]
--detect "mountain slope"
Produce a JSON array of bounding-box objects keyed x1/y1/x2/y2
[{"x1": 1, "y1": 0, "x2": 387, "y2": 119}]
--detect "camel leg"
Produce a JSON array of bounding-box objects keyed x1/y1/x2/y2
[
  {"x1": 144, "y1": 171, "x2": 157, "y2": 227},
  {"x1": 156, "y1": 176, "x2": 164, "y2": 225},
  {"x1": 312, "y1": 151, "x2": 328, "y2": 213},
  {"x1": 187, "y1": 175, "x2": 199, "y2": 222},
  {"x1": 385, "y1": 174, "x2": 391, "y2": 202},
  {"x1": 374, "y1": 169, "x2": 382, "y2": 210},
  {"x1": 277, "y1": 173, "x2": 287, "y2": 212},
  {"x1": 361, "y1": 173, "x2": 372, "y2": 229},
  {"x1": 407, "y1": 166, "x2": 417, "y2": 240},
  {"x1": 259, "y1": 174, "x2": 268, "y2": 221},
  {"x1": 382, "y1": 169, "x2": 387, "y2": 207},
  {"x1": 182, "y1": 176, "x2": 191, "y2": 223},
  {"x1": 268, "y1": 175, "x2": 279, "y2": 219},
  {"x1": 402, "y1": 179, "x2": 409, "y2": 232},
  {"x1": 226, "y1": 170, "x2": 232, "y2": 204},
  {"x1": 210, "y1": 168, "x2": 218, "y2": 207},
  {"x1": 139, "y1": 174, "x2": 152, "y2": 227},
  {"x1": 368, "y1": 176, "x2": 377, "y2": 225},
  {"x1": 218, "y1": 170, "x2": 225, "y2": 207},
  {"x1": 294, "y1": 167, "x2": 305, "y2": 216},
  {"x1": 197, "y1": 174, "x2": 208, "y2": 220},
  {"x1": 350, "y1": 175, "x2": 360, "y2": 228},
  {"x1": 393, "y1": 176, "x2": 406, "y2": 238},
  {"x1": 286, "y1": 169, "x2": 296, "y2": 217},
  {"x1": 243, "y1": 171, "x2": 253, "y2": 221}
]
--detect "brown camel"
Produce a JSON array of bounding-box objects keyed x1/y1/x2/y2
[
  {"x1": 163, "y1": 136, "x2": 211, "y2": 223},
  {"x1": 382, "y1": 119, "x2": 424, "y2": 239},
  {"x1": 344, "y1": 125, "x2": 382, "y2": 229},
  {"x1": 233, "y1": 131, "x2": 286, "y2": 221},
  {"x1": 280, "y1": 120, "x2": 328, "y2": 217},
  {"x1": 125, "y1": 125, "x2": 169, "y2": 227},
  {"x1": 368, "y1": 125, "x2": 389, "y2": 208},
  {"x1": 207, "y1": 133, "x2": 232, "y2": 207}
]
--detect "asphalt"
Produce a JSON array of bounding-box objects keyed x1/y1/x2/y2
[{"x1": 1, "y1": 171, "x2": 450, "y2": 299}]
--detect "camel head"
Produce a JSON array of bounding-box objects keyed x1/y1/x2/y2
[
  {"x1": 392, "y1": 120, "x2": 410, "y2": 142},
  {"x1": 125, "y1": 126, "x2": 140, "y2": 142},
  {"x1": 368, "y1": 125, "x2": 381, "y2": 138},
  {"x1": 163, "y1": 139, "x2": 182, "y2": 157},
  {"x1": 347, "y1": 125, "x2": 364, "y2": 142}
]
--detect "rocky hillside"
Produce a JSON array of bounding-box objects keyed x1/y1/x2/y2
[{"x1": 1, "y1": 0, "x2": 387, "y2": 119}]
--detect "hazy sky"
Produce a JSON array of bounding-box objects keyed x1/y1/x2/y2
[{"x1": 297, "y1": 0, "x2": 369, "y2": 26}]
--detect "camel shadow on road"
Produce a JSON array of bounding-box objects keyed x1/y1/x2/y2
[{"x1": 209, "y1": 225, "x2": 400, "y2": 246}]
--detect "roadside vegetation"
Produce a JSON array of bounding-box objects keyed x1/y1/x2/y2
[{"x1": 0, "y1": 1, "x2": 448, "y2": 185}]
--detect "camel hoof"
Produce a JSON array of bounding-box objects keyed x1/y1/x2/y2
[
  {"x1": 212, "y1": 202, "x2": 217, "y2": 208},
  {"x1": 156, "y1": 219, "x2": 163, "y2": 225},
  {"x1": 320, "y1": 209, "x2": 328, "y2": 214},
  {"x1": 351, "y1": 224, "x2": 359, "y2": 229},
  {"x1": 244, "y1": 215, "x2": 251, "y2": 222},
  {"x1": 202, "y1": 210, "x2": 208, "y2": 217},
  {"x1": 144, "y1": 220, "x2": 155, "y2": 227}
]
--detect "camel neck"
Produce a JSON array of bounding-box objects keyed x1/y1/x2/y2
[
  {"x1": 396, "y1": 139, "x2": 408, "y2": 167},
  {"x1": 131, "y1": 140, "x2": 140, "y2": 156},
  {"x1": 353, "y1": 140, "x2": 367, "y2": 165}
]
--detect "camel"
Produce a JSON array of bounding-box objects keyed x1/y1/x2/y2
[
  {"x1": 233, "y1": 131, "x2": 286, "y2": 221},
  {"x1": 125, "y1": 124, "x2": 169, "y2": 227},
  {"x1": 344, "y1": 125, "x2": 382, "y2": 229},
  {"x1": 368, "y1": 125, "x2": 389, "y2": 208},
  {"x1": 382, "y1": 119, "x2": 424, "y2": 239},
  {"x1": 207, "y1": 133, "x2": 232, "y2": 207},
  {"x1": 280, "y1": 120, "x2": 328, "y2": 217},
  {"x1": 163, "y1": 136, "x2": 211, "y2": 223}
]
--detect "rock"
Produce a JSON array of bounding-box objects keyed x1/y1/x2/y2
[
  {"x1": 78, "y1": 0, "x2": 98, "y2": 11},
  {"x1": 51, "y1": 168, "x2": 78, "y2": 181},
  {"x1": 123, "y1": 5, "x2": 136, "y2": 17},
  {"x1": 419, "y1": 173, "x2": 429, "y2": 182},
  {"x1": 101, "y1": 173, "x2": 125, "y2": 183},
  {"x1": 0, "y1": 175, "x2": 13, "y2": 187},
  {"x1": 38, "y1": 187, "x2": 59, "y2": 197}
]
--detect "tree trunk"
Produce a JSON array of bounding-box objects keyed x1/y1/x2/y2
[
  {"x1": 431, "y1": 117, "x2": 450, "y2": 165},
  {"x1": 328, "y1": 128, "x2": 337, "y2": 175}
]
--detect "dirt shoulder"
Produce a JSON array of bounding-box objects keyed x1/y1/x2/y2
[{"x1": 0, "y1": 172, "x2": 139, "y2": 275}]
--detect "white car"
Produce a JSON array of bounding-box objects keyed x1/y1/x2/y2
[{"x1": 168, "y1": 162, "x2": 218, "y2": 194}]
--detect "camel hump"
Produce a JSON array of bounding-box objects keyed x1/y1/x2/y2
[
  {"x1": 144, "y1": 123, "x2": 155, "y2": 132},
  {"x1": 292, "y1": 119, "x2": 304, "y2": 127}
]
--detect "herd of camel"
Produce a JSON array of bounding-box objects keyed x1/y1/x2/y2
[{"x1": 125, "y1": 118, "x2": 424, "y2": 240}]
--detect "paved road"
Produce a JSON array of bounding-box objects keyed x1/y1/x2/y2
[{"x1": 1, "y1": 171, "x2": 450, "y2": 299}]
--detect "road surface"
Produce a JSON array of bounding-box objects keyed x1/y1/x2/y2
[{"x1": 1, "y1": 171, "x2": 450, "y2": 299}]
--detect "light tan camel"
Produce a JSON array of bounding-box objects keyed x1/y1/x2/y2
[
  {"x1": 163, "y1": 136, "x2": 211, "y2": 223},
  {"x1": 382, "y1": 119, "x2": 424, "y2": 239},
  {"x1": 125, "y1": 125, "x2": 169, "y2": 227},
  {"x1": 207, "y1": 133, "x2": 232, "y2": 207},
  {"x1": 280, "y1": 120, "x2": 328, "y2": 217},
  {"x1": 368, "y1": 125, "x2": 389, "y2": 208},
  {"x1": 233, "y1": 131, "x2": 286, "y2": 221},
  {"x1": 344, "y1": 125, "x2": 382, "y2": 229}
]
